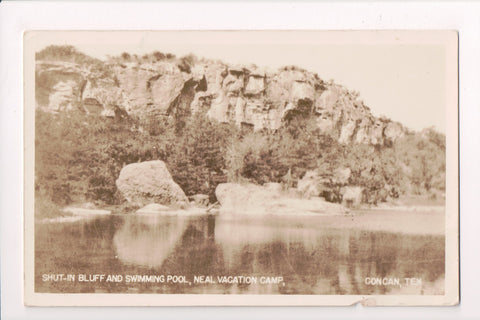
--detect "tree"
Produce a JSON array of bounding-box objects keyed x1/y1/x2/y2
[
  {"x1": 167, "y1": 113, "x2": 236, "y2": 202},
  {"x1": 275, "y1": 116, "x2": 322, "y2": 180}
]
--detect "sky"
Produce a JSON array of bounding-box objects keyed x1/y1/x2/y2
[{"x1": 28, "y1": 31, "x2": 453, "y2": 133}]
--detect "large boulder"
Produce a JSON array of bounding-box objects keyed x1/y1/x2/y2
[
  {"x1": 215, "y1": 183, "x2": 273, "y2": 215},
  {"x1": 116, "y1": 160, "x2": 188, "y2": 207},
  {"x1": 215, "y1": 182, "x2": 346, "y2": 215}
]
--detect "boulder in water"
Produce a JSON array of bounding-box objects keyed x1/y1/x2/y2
[
  {"x1": 216, "y1": 182, "x2": 346, "y2": 215},
  {"x1": 116, "y1": 160, "x2": 188, "y2": 207}
]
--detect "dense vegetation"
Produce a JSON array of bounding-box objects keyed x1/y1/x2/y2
[{"x1": 35, "y1": 107, "x2": 446, "y2": 217}]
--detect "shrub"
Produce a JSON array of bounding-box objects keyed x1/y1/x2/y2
[
  {"x1": 177, "y1": 54, "x2": 196, "y2": 73},
  {"x1": 153, "y1": 51, "x2": 166, "y2": 61},
  {"x1": 36, "y1": 45, "x2": 102, "y2": 67}
]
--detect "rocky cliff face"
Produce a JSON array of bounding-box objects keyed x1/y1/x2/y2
[{"x1": 35, "y1": 50, "x2": 405, "y2": 145}]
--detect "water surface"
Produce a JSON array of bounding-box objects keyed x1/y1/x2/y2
[{"x1": 35, "y1": 210, "x2": 445, "y2": 295}]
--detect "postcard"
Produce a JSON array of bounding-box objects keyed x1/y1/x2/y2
[{"x1": 24, "y1": 30, "x2": 458, "y2": 306}]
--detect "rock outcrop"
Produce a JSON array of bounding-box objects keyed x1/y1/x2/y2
[
  {"x1": 215, "y1": 182, "x2": 347, "y2": 215},
  {"x1": 116, "y1": 160, "x2": 188, "y2": 207},
  {"x1": 35, "y1": 49, "x2": 407, "y2": 145}
]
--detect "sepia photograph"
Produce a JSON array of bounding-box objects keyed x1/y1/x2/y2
[{"x1": 23, "y1": 30, "x2": 458, "y2": 306}]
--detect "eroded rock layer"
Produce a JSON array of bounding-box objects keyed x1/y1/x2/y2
[{"x1": 35, "y1": 54, "x2": 405, "y2": 145}]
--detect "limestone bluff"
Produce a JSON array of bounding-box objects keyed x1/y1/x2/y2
[{"x1": 35, "y1": 47, "x2": 405, "y2": 145}]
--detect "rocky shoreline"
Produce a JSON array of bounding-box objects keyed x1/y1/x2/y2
[
  {"x1": 37, "y1": 159, "x2": 444, "y2": 223},
  {"x1": 38, "y1": 198, "x2": 444, "y2": 225},
  {"x1": 38, "y1": 190, "x2": 444, "y2": 225}
]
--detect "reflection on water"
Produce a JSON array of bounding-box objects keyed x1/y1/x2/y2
[
  {"x1": 35, "y1": 211, "x2": 445, "y2": 295},
  {"x1": 113, "y1": 215, "x2": 189, "y2": 267}
]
